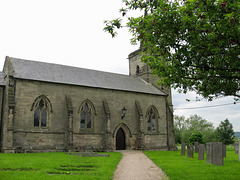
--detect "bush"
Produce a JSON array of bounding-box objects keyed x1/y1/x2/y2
[{"x1": 189, "y1": 131, "x2": 203, "y2": 144}]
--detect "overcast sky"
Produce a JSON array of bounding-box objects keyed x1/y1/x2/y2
[{"x1": 0, "y1": 0, "x2": 239, "y2": 131}]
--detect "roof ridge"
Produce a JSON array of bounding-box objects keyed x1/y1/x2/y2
[
  {"x1": 7, "y1": 56, "x2": 166, "y2": 96},
  {"x1": 9, "y1": 56, "x2": 133, "y2": 78}
]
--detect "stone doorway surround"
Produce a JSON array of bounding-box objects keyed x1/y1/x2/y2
[
  {"x1": 116, "y1": 128, "x2": 125, "y2": 150},
  {"x1": 113, "y1": 123, "x2": 132, "y2": 150}
]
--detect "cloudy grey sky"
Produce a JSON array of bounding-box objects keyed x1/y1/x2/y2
[{"x1": 0, "y1": 0, "x2": 239, "y2": 131}]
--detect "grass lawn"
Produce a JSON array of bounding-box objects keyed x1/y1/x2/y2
[
  {"x1": 0, "y1": 152, "x2": 122, "y2": 180},
  {"x1": 144, "y1": 147, "x2": 240, "y2": 180}
]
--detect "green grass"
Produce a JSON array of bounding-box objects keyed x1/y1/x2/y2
[
  {"x1": 0, "y1": 152, "x2": 122, "y2": 180},
  {"x1": 144, "y1": 149, "x2": 240, "y2": 180}
]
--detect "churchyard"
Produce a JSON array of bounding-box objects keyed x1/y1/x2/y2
[
  {"x1": 0, "y1": 144, "x2": 239, "y2": 180},
  {"x1": 145, "y1": 144, "x2": 240, "y2": 180},
  {"x1": 0, "y1": 152, "x2": 122, "y2": 180}
]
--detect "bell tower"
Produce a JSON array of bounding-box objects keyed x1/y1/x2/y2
[
  {"x1": 128, "y1": 49, "x2": 173, "y2": 109},
  {"x1": 129, "y1": 48, "x2": 176, "y2": 150}
]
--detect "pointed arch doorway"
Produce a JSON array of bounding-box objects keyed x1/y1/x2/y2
[{"x1": 116, "y1": 128, "x2": 125, "y2": 150}]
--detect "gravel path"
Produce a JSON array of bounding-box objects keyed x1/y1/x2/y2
[{"x1": 113, "y1": 151, "x2": 168, "y2": 180}]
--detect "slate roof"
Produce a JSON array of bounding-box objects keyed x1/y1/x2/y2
[
  {"x1": 9, "y1": 57, "x2": 166, "y2": 96},
  {"x1": 0, "y1": 72, "x2": 6, "y2": 86}
]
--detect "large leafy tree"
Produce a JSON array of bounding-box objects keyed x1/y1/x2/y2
[
  {"x1": 104, "y1": 0, "x2": 240, "y2": 101},
  {"x1": 174, "y1": 114, "x2": 216, "y2": 143},
  {"x1": 216, "y1": 119, "x2": 235, "y2": 145}
]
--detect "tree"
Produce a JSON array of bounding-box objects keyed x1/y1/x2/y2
[
  {"x1": 104, "y1": 0, "x2": 240, "y2": 101},
  {"x1": 174, "y1": 114, "x2": 216, "y2": 143},
  {"x1": 174, "y1": 115, "x2": 185, "y2": 144},
  {"x1": 189, "y1": 131, "x2": 203, "y2": 144},
  {"x1": 216, "y1": 119, "x2": 235, "y2": 145}
]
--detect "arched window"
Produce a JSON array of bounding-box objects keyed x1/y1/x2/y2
[
  {"x1": 147, "y1": 107, "x2": 158, "y2": 132},
  {"x1": 31, "y1": 95, "x2": 52, "y2": 128},
  {"x1": 33, "y1": 99, "x2": 48, "y2": 128},
  {"x1": 136, "y1": 65, "x2": 140, "y2": 75},
  {"x1": 79, "y1": 100, "x2": 95, "y2": 129}
]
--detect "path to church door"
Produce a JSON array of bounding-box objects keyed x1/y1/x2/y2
[{"x1": 116, "y1": 128, "x2": 125, "y2": 150}]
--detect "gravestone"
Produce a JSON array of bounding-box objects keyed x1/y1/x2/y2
[
  {"x1": 212, "y1": 142, "x2": 223, "y2": 166},
  {"x1": 222, "y1": 144, "x2": 226, "y2": 158},
  {"x1": 187, "y1": 145, "x2": 194, "y2": 158},
  {"x1": 194, "y1": 142, "x2": 199, "y2": 153},
  {"x1": 181, "y1": 142, "x2": 186, "y2": 156},
  {"x1": 198, "y1": 144, "x2": 204, "y2": 160},
  {"x1": 234, "y1": 142, "x2": 239, "y2": 154},
  {"x1": 206, "y1": 142, "x2": 213, "y2": 164},
  {"x1": 239, "y1": 139, "x2": 240, "y2": 161}
]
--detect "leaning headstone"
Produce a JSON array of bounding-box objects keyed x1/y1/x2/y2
[
  {"x1": 198, "y1": 144, "x2": 204, "y2": 160},
  {"x1": 222, "y1": 144, "x2": 226, "y2": 158},
  {"x1": 206, "y1": 142, "x2": 213, "y2": 164},
  {"x1": 187, "y1": 145, "x2": 194, "y2": 158},
  {"x1": 234, "y1": 142, "x2": 239, "y2": 154},
  {"x1": 181, "y1": 142, "x2": 186, "y2": 156},
  {"x1": 212, "y1": 142, "x2": 223, "y2": 166},
  {"x1": 194, "y1": 142, "x2": 199, "y2": 153}
]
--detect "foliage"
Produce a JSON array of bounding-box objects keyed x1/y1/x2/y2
[
  {"x1": 144, "y1": 149, "x2": 240, "y2": 180},
  {"x1": 234, "y1": 132, "x2": 240, "y2": 139},
  {"x1": 174, "y1": 115, "x2": 185, "y2": 144},
  {"x1": 0, "y1": 152, "x2": 122, "y2": 180},
  {"x1": 174, "y1": 126, "x2": 182, "y2": 144},
  {"x1": 174, "y1": 114, "x2": 216, "y2": 143},
  {"x1": 104, "y1": 0, "x2": 240, "y2": 101},
  {"x1": 216, "y1": 119, "x2": 235, "y2": 145},
  {"x1": 189, "y1": 131, "x2": 203, "y2": 144}
]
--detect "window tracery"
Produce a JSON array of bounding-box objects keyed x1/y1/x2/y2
[
  {"x1": 79, "y1": 100, "x2": 95, "y2": 129},
  {"x1": 147, "y1": 106, "x2": 158, "y2": 132},
  {"x1": 31, "y1": 95, "x2": 52, "y2": 128}
]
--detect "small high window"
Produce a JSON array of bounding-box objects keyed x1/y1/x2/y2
[
  {"x1": 136, "y1": 65, "x2": 140, "y2": 75},
  {"x1": 80, "y1": 102, "x2": 94, "y2": 129},
  {"x1": 147, "y1": 107, "x2": 158, "y2": 132}
]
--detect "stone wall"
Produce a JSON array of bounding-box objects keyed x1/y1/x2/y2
[
  {"x1": 0, "y1": 86, "x2": 4, "y2": 150},
  {"x1": 128, "y1": 49, "x2": 176, "y2": 150},
  {"x1": 1, "y1": 77, "x2": 169, "y2": 152}
]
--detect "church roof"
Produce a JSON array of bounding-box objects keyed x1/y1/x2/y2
[
  {"x1": 8, "y1": 57, "x2": 166, "y2": 96},
  {"x1": 0, "y1": 72, "x2": 6, "y2": 86}
]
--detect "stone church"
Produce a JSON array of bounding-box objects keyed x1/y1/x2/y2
[{"x1": 0, "y1": 49, "x2": 176, "y2": 153}]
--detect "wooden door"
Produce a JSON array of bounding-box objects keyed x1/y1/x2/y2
[{"x1": 116, "y1": 128, "x2": 125, "y2": 150}]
